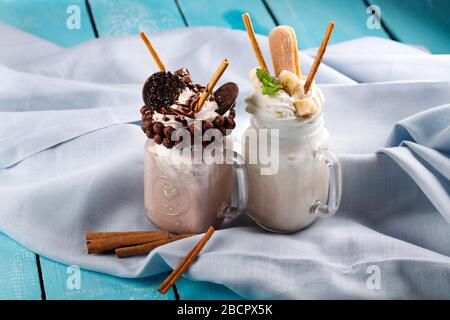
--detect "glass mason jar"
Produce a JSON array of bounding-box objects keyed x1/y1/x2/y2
[
  {"x1": 144, "y1": 139, "x2": 248, "y2": 234},
  {"x1": 242, "y1": 112, "x2": 342, "y2": 233}
]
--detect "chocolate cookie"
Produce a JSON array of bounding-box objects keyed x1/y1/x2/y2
[
  {"x1": 214, "y1": 82, "x2": 239, "y2": 115},
  {"x1": 142, "y1": 71, "x2": 186, "y2": 109}
]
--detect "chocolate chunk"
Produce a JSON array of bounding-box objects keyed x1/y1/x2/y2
[
  {"x1": 215, "y1": 82, "x2": 239, "y2": 115},
  {"x1": 174, "y1": 68, "x2": 193, "y2": 85}
]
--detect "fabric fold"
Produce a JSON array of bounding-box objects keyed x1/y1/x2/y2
[
  {"x1": 377, "y1": 104, "x2": 450, "y2": 221},
  {"x1": 0, "y1": 106, "x2": 140, "y2": 168}
]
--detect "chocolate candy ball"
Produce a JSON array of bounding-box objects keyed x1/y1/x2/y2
[
  {"x1": 224, "y1": 117, "x2": 236, "y2": 129},
  {"x1": 213, "y1": 115, "x2": 225, "y2": 128},
  {"x1": 163, "y1": 126, "x2": 174, "y2": 139},
  {"x1": 163, "y1": 137, "x2": 173, "y2": 149},
  {"x1": 154, "y1": 134, "x2": 163, "y2": 145},
  {"x1": 153, "y1": 122, "x2": 164, "y2": 135}
]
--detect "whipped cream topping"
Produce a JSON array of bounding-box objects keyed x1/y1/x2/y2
[
  {"x1": 152, "y1": 87, "x2": 222, "y2": 127},
  {"x1": 246, "y1": 89, "x2": 298, "y2": 119},
  {"x1": 177, "y1": 87, "x2": 196, "y2": 105},
  {"x1": 195, "y1": 98, "x2": 221, "y2": 121},
  {"x1": 245, "y1": 69, "x2": 324, "y2": 127}
]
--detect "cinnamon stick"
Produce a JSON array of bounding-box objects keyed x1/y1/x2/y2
[
  {"x1": 158, "y1": 226, "x2": 215, "y2": 294},
  {"x1": 242, "y1": 13, "x2": 268, "y2": 70},
  {"x1": 194, "y1": 59, "x2": 229, "y2": 112},
  {"x1": 304, "y1": 22, "x2": 334, "y2": 94},
  {"x1": 115, "y1": 234, "x2": 195, "y2": 258},
  {"x1": 86, "y1": 230, "x2": 166, "y2": 240},
  {"x1": 87, "y1": 231, "x2": 169, "y2": 254}
]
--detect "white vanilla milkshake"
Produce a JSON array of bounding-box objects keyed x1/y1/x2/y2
[
  {"x1": 241, "y1": 23, "x2": 341, "y2": 232},
  {"x1": 243, "y1": 72, "x2": 332, "y2": 232}
]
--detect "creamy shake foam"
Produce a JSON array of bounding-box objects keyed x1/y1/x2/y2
[{"x1": 245, "y1": 68, "x2": 324, "y2": 127}]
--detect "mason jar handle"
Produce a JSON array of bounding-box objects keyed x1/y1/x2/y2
[
  {"x1": 310, "y1": 147, "x2": 342, "y2": 218},
  {"x1": 217, "y1": 150, "x2": 248, "y2": 220}
]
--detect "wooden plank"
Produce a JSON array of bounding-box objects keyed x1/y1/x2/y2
[
  {"x1": 87, "y1": 0, "x2": 185, "y2": 36},
  {"x1": 0, "y1": 0, "x2": 96, "y2": 47},
  {"x1": 176, "y1": 277, "x2": 244, "y2": 300},
  {"x1": 0, "y1": 233, "x2": 42, "y2": 300},
  {"x1": 39, "y1": 257, "x2": 175, "y2": 300},
  {"x1": 266, "y1": 0, "x2": 390, "y2": 49},
  {"x1": 367, "y1": 0, "x2": 450, "y2": 53},
  {"x1": 178, "y1": 0, "x2": 276, "y2": 34}
]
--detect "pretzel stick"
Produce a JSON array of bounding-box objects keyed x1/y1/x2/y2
[
  {"x1": 304, "y1": 22, "x2": 334, "y2": 93},
  {"x1": 242, "y1": 13, "x2": 268, "y2": 70},
  {"x1": 194, "y1": 60, "x2": 229, "y2": 112},
  {"x1": 158, "y1": 226, "x2": 215, "y2": 294},
  {"x1": 140, "y1": 31, "x2": 166, "y2": 71}
]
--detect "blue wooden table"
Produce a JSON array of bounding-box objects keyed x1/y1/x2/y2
[{"x1": 0, "y1": 0, "x2": 449, "y2": 300}]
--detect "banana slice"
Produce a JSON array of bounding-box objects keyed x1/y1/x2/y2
[
  {"x1": 249, "y1": 68, "x2": 261, "y2": 90},
  {"x1": 269, "y1": 26, "x2": 301, "y2": 77},
  {"x1": 278, "y1": 70, "x2": 304, "y2": 98},
  {"x1": 294, "y1": 98, "x2": 318, "y2": 118}
]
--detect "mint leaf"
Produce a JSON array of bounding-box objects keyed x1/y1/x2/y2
[
  {"x1": 256, "y1": 68, "x2": 283, "y2": 96},
  {"x1": 262, "y1": 86, "x2": 280, "y2": 95},
  {"x1": 256, "y1": 68, "x2": 272, "y2": 83}
]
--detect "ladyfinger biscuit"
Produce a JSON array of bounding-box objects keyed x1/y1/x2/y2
[{"x1": 269, "y1": 26, "x2": 301, "y2": 77}]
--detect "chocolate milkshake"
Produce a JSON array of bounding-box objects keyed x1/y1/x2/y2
[
  {"x1": 144, "y1": 140, "x2": 233, "y2": 234},
  {"x1": 139, "y1": 63, "x2": 246, "y2": 234}
]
